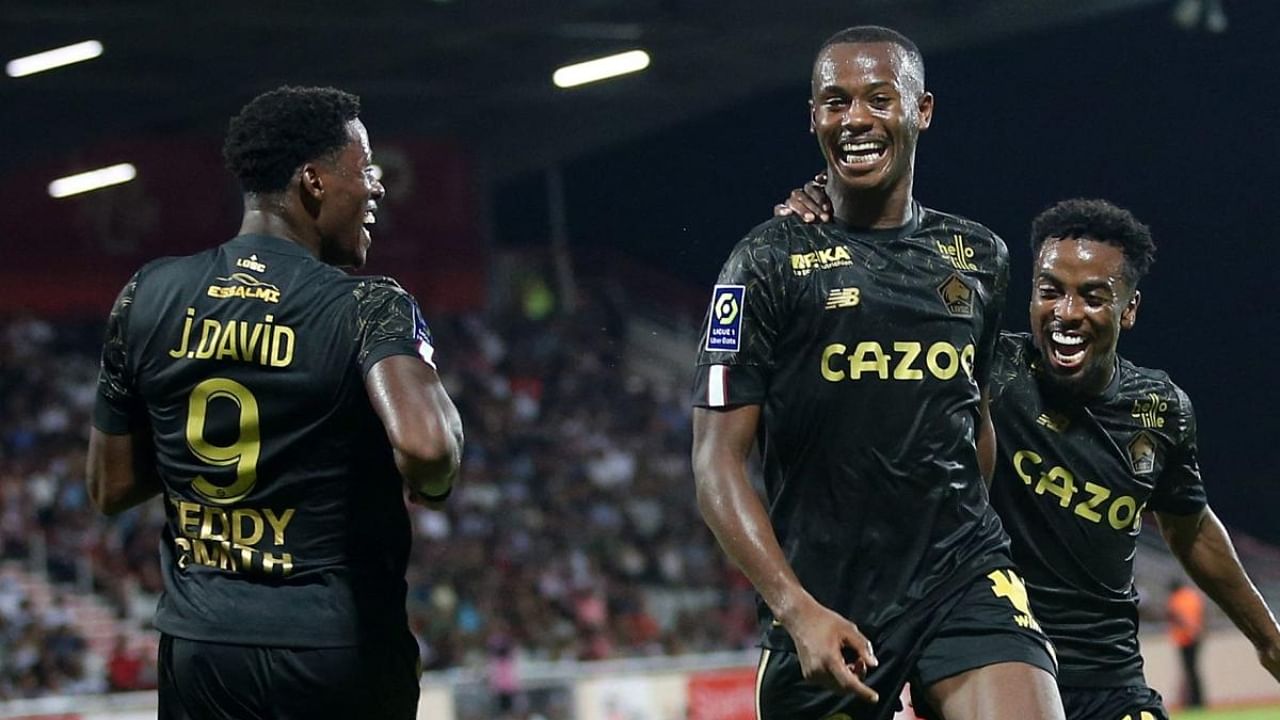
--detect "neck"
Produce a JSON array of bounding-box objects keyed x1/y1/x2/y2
[
  {"x1": 827, "y1": 168, "x2": 915, "y2": 230},
  {"x1": 237, "y1": 195, "x2": 320, "y2": 259}
]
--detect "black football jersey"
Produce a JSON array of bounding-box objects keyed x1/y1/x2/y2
[
  {"x1": 989, "y1": 333, "x2": 1206, "y2": 686},
  {"x1": 94, "y1": 234, "x2": 436, "y2": 648},
  {"x1": 692, "y1": 206, "x2": 1012, "y2": 648}
]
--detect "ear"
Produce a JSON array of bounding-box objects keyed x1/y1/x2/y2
[
  {"x1": 299, "y1": 163, "x2": 325, "y2": 201},
  {"x1": 917, "y1": 91, "x2": 934, "y2": 132},
  {"x1": 1120, "y1": 289, "x2": 1141, "y2": 330},
  {"x1": 808, "y1": 98, "x2": 816, "y2": 134}
]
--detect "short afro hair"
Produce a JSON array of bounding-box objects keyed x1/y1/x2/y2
[
  {"x1": 223, "y1": 86, "x2": 361, "y2": 194},
  {"x1": 1030, "y1": 198, "x2": 1156, "y2": 287},
  {"x1": 814, "y1": 25, "x2": 925, "y2": 95}
]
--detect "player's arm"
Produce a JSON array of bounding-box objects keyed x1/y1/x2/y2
[
  {"x1": 366, "y1": 356, "x2": 462, "y2": 504},
  {"x1": 975, "y1": 387, "x2": 996, "y2": 485},
  {"x1": 1156, "y1": 507, "x2": 1280, "y2": 680},
  {"x1": 692, "y1": 405, "x2": 878, "y2": 702},
  {"x1": 86, "y1": 427, "x2": 162, "y2": 515},
  {"x1": 356, "y1": 278, "x2": 463, "y2": 506},
  {"x1": 87, "y1": 272, "x2": 161, "y2": 515}
]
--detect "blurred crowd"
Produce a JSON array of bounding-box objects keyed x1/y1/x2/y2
[{"x1": 0, "y1": 300, "x2": 757, "y2": 699}]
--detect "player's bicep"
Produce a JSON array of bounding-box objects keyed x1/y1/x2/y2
[
  {"x1": 1155, "y1": 507, "x2": 1210, "y2": 560},
  {"x1": 693, "y1": 405, "x2": 760, "y2": 465},
  {"x1": 976, "y1": 387, "x2": 996, "y2": 484},
  {"x1": 365, "y1": 355, "x2": 461, "y2": 466},
  {"x1": 692, "y1": 405, "x2": 762, "y2": 509}
]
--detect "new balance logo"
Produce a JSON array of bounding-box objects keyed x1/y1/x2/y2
[
  {"x1": 825, "y1": 287, "x2": 861, "y2": 309},
  {"x1": 1036, "y1": 412, "x2": 1070, "y2": 433}
]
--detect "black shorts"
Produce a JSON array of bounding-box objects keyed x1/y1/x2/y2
[
  {"x1": 157, "y1": 633, "x2": 420, "y2": 720},
  {"x1": 756, "y1": 568, "x2": 1057, "y2": 720},
  {"x1": 1060, "y1": 685, "x2": 1168, "y2": 720}
]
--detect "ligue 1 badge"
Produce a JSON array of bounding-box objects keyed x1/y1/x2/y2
[{"x1": 705, "y1": 284, "x2": 744, "y2": 353}]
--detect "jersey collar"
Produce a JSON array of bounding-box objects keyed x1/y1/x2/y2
[
  {"x1": 228, "y1": 233, "x2": 315, "y2": 259},
  {"x1": 832, "y1": 200, "x2": 922, "y2": 241}
]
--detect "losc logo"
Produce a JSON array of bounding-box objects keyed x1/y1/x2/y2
[
  {"x1": 705, "y1": 284, "x2": 745, "y2": 352},
  {"x1": 936, "y1": 273, "x2": 974, "y2": 317},
  {"x1": 1128, "y1": 431, "x2": 1157, "y2": 475}
]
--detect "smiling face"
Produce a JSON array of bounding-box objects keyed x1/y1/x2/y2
[
  {"x1": 1030, "y1": 237, "x2": 1140, "y2": 397},
  {"x1": 810, "y1": 42, "x2": 932, "y2": 203},
  {"x1": 313, "y1": 119, "x2": 384, "y2": 268}
]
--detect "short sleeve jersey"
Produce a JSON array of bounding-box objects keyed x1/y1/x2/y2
[
  {"x1": 989, "y1": 332, "x2": 1206, "y2": 686},
  {"x1": 94, "y1": 234, "x2": 438, "y2": 648},
  {"x1": 692, "y1": 207, "x2": 1012, "y2": 647}
]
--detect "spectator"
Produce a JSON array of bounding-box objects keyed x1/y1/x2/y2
[{"x1": 1168, "y1": 579, "x2": 1206, "y2": 708}]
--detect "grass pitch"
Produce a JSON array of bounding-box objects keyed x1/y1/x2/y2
[{"x1": 1173, "y1": 706, "x2": 1280, "y2": 720}]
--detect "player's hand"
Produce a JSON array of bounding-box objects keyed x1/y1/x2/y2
[
  {"x1": 773, "y1": 172, "x2": 832, "y2": 223},
  {"x1": 1258, "y1": 638, "x2": 1280, "y2": 681},
  {"x1": 782, "y1": 597, "x2": 879, "y2": 703}
]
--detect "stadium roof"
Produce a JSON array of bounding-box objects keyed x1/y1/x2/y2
[{"x1": 4, "y1": 0, "x2": 1166, "y2": 180}]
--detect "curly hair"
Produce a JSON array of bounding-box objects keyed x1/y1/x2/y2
[
  {"x1": 222, "y1": 86, "x2": 361, "y2": 194},
  {"x1": 1030, "y1": 198, "x2": 1156, "y2": 287}
]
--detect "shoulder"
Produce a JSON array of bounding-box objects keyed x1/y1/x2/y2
[
  {"x1": 350, "y1": 276, "x2": 426, "y2": 325},
  {"x1": 995, "y1": 331, "x2": 1034, "y2": 363},
  {"x1": 991, "y1": 332, "x2": 1036, "y2": 393},
  {"x1": 1116, "y1": 357, "x2": 1197, "y2": 427},
  {"x1": 729, "y1": 215, "x2": 818, "y2": 258},
  {"x1": 1117, "y1": 356, "x2": 1184, "y2": 397},
  {"x1": 918, "y1": 206, "x2": 1009, "y2": 263},
  {"x1": 131, "y1": 251, "x2": 211, "y2": 286},
  {"x1": 350, "y1": 275, "x2": 420, "y2": 310}
]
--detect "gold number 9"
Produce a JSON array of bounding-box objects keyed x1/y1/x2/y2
[{"x1": 185, "y1": 377, "x2": 260, "y2": 504}]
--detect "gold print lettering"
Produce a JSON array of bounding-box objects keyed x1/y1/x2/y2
[
  {"x1": 1035, "y1": 466, "x2": 1076, "y2": 508},
  {"x1": 232, "y1": 509, "x2": 265, "y2": 546},
  {"x1": 200, "y1": 506, "x2": 229, "y2": 542},
  {"x1": 174, "y1": 537, "x2": 192, "y2": 569},
  {"x1": 263, "y1": 508, "x2": 295, "y2": 545},
  {"x1": 215, "y1": 324, "x2": 241, "y2": 361},
  {"x1": 169, "y1": 312, "x2": 293, "y2": 369},
  {"x1": 925, "y1": 341, "x2": 959, "y2": 380},
  {"x1": 1013, "y1": 450, "x2": 1042, "y2": 486},
  {"x1": 892, "y1": 342, "x2": 924, "y2": 380},
  {"x1": 849, "y1": 342, "x2": 889, "y2": 380},
  {"x1": 821, "y1": 344, "x2": 847, "y2": 382},
  {"x1": 960, "y1": 344, "x2": 975, "y2": 378},
  {"x1": 187, "y1": 378, "x2": 260, "y2": 505},
  {"x1": 987, "y1": 569, "x2": 1042, "y2": 632},
  {"x1": 270, "y1": 325, "x2": 294, "y2": 367},
  {"x1": 1073, "y1": 482, "x2": 1110, "y2": 523},
  {"x1": 1108, "y1": 496, "x2": 1139, "y2": 530},
  {"x1": 820, "y1": 341, "x2": 975, "y2": 383},
  {"x1": 1013, "y1": 449, "x2": 1144, "y2": 532},
  {"x1": 262, "y1": 552, "x2": 294, "y2": 575},
  {"x1": 194, "y1": 320, "x2": 221, "y2": 359},
  {"x1": 168, "y1": 498, "x2": 297, "y2": 577},
  {"x1": 169, "y1": 308, "x2": 196, "y2": 358}
]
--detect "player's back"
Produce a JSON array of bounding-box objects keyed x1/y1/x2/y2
[{"x1": 117, "y1": 233, "x2": 413, "y2": 647}]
